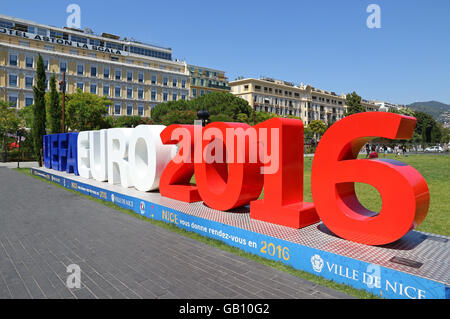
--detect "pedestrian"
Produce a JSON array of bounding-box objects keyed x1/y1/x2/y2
[
  {"x1": 369, "y1": 146, "x2": 379, "y2": 159},
  {"x1": 365, "y1": 144, "x2": 370, "y2": 158},
  {"x1": 402, "y1": 145, "x2": 407, "y2": 156}
]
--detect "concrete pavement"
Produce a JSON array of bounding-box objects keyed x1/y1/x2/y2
[{"x1": 0, "y1": 167, "x2": 352, "y2": 299}]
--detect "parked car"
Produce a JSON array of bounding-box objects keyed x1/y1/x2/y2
[{"x1": 424, "y1": 146, "x2": 444, "y2": 153}]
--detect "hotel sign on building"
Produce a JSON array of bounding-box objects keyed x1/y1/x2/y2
[{"x1": 0, "y1": 27, "x2": 127, "y2": 56}]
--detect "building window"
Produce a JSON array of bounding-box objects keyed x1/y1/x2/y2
[
  {"x1": 90, "y1": 84, "x2": 97, "y2": 94},
  {"x1": 103, "y1": 67, "x2": 110, "y2": 79},
  {"x1": 114, "y1": 104, "x2": 121, "y2": 115},
  {"x1": 115, "y1": 86, "x2": 121, "y2": 98},
  {"x1": 9, "y1": 74, "x2": 17, "y2": 87},
  {"x1": 151, "y1": 91, "x2": 156, "y2": 101},
  {"x1": 181, "y1": 79, "x2": 186, "y2": 88},
  {"x1": 138, "y1": 72, "x2": 144, "y2": 83},
  {"x1": 25, "y1": 97, "x2": 34, "y2": 107},
  {"x1": 192, "y1": 88, "x2": 197, "y2": 98},
  {"x1": 200, "y1": 89, "x2": 205, "y2": 96},
  {"x1": 77, "y1": 82, "x2": 84, "y2": 91},
  {"x1": 25, "y1": 56, "x2": 34, "y2": 68},
  {"x1": 172, "y1": 93, "x2": 177, "y2": 101},
  {"x1": 103, "y1": 85, "x2": 110, "y2": 96},
  {"x1": 9, "y1": 54, "x2": 17, "y2": 66},
  {"x1": 44, "y1": 59, "x2": 49, "y2": 71},
  {"x1": 91, "y1": 66, "x2": 97, "y2": 77},
  {"x1": 163, "y1": 77, "x2": 168, "y2": 86},
  {"x1": 127, "y1": 87, "x2": 133, "y2": 99},
  {"x1": 172, "y1": 78, "x2": 177, "y2": 87},
  {"x1": 25, "y1": 76, "x2": 34, "y2": 88},
  {"x1": 37, "y1": 27, "x2": 47, "y2": 36},
  {"x1": 163, "y1": 92, "x2": 168, "y2": 101},
  {"x1": 151, "y1": 74, "x2": 156, "y2": 84},
  {"x1": 60, "y1": 61, "x2": 67, "y2": 73},
  {"x1": 115, "y1": 69, "x2": 122, "y2": 80},
  {"x1": 127, "y1": 104, "x2": 133, "y2": 115},
  {"x1": 138, "y1": 88, "x2": 144, "y2": 100},
  {"x1": 77, "y1": 64, "x2": 84, "y2": 75},
  {"x1": 137, "y1": 105, "x2": 144, "y2": 116},
  {"x1": 127, "y1": 71, "x2": 133, "y2": 82},
  {"x1": 181, "y1": 94, "x2": 186, "y2": 101},
  {"x1": 8, "y1": 95, "x2": 18, "y2": 108}
]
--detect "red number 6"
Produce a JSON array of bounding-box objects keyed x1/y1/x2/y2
[{"x1": 311, "y1": 112, "x2": 430, "y2": 245}]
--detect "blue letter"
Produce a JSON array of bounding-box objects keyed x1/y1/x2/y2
[
  {"x1": 50, "y1": 134, "x2": 60, "y2": 170},
  {"x1": 43, "y1": 135, "x2": 52, "y2": 168},
  {"x1": 58, "y1": 133, "x2": 69, "y2": 172},
  {"x1": 67, "y1": 132, "x2": 79, "y2": 175}
]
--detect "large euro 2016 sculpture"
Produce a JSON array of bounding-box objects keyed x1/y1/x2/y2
[{"x1": 43, "y1": 112, "x2": 430, "y2": 246}]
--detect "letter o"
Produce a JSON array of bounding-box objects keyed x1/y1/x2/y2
[{"x1": 129, "y1": 125, "x2": 176, "y2": 192}]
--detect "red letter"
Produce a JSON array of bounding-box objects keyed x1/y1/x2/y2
[
  {"x1": 159, "y1": 125, "x2": 202, "y2": 203},
  {"x1": 311, "y1": 112, "x2": 429, "y2": 245},
  {"x1": 194, "y1": 122, "x2": 263, "y2": 211},
  {"x1": 250, "y1": 118, "x2": 319, "y2": 228}
]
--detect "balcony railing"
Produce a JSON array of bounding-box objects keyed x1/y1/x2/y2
[{"x1": 208, "y1": 83, "x2": 231, "y2": 90}]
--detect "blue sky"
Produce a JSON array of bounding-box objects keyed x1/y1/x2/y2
[{"x1": 3, "y1": 0, "x2": 450, "y2": 105}]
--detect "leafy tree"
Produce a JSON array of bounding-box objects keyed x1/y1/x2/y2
[
  {"x1": 236, "y1": 113, "x2": 249, "y2": 123},
  {"x1": 345, "y1": 91, "x2": 365, "y2": 116},
  {"x1": 32, "y1": 54, "x2": 47, "y2": 166},
  {"x1": 48, "y1": 74, "x2": 62, "y2": 133},
  {"x1": 253, "y1": 111, "x2": 277, "y2": 124},
  {"x1": 307, "y1": 120, "x2": 327, "y2": 139},
  {"x1": 150, "y1": 100, "x2": 190, "y2": 124},
  {"x1": 414, "y1": 111, "x2": 436, "y2": 144},
  {"x1": 388, "y1": 107, "x2": 415, "y2": 117},
  {"x1": 189, "y1": 91, "x2": 252, "y2": 120},
  {"x1": 111, "y1": 115, "x2": 152, "y2": 128},
  {"x1": 161, "y1": 110, "x2": 197, "y2": 126},
  {"x1": 150, "y1": 92, "x2": 252, "y2": 125},
  {"x1": 0, "y1": 101, "x2": 22, "y2": 160},
  {"x1": 209, "y1": 113, "x2": 234, "y2": 123},
  {"x1": 65, "y1": 89, "x2": 111, "y2": 131}
]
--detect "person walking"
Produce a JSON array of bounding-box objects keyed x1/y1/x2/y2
[
  {"x1": 365, "y1": 143, "x2": 371, "y2": 158},
  {"x1": 369, "y1": 146, "x2": 379, "y2": 159}
]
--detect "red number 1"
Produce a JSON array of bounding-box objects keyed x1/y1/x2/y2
[{"x1": 250, "y1": 118, "x2": 319, "y2": 228}]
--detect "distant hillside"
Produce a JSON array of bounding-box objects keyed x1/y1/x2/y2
[{"x1": 407, "y1": 101, "x2": 450, "y2": 124}]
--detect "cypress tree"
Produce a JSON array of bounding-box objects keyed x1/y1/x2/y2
[
  {"x1": 32, "y1": 54, "x2": 47, "y2": 166},
  {"x1": 48, "y1": 74, "x2": 62, "y2": 133}
]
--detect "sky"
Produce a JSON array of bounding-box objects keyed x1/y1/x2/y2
[{"x1": 2, "y1": 0, "x2": 450, "y2": 105}]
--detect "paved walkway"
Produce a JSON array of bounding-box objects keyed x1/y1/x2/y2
[{"x1": 0, "y1": 167, "x2": 351, "y2": 299}]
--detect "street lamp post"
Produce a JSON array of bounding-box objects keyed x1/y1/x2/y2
[
  {"x1": 59, "y1": 72, "x2": 66, "y2": 133},
  {"x1": 16, "y1": 129, "x2": 21, "y2": 169}
]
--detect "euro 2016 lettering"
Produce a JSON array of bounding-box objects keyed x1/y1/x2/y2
[{"x1": 43, "y1": 112, "x2": 430, "y2": 246}]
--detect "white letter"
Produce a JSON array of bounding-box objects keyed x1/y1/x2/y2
[
  {"x1": 129, "y1": 125, "x2": 176, "y2": 192},
  {"x1": 77, "y1": 131, "x2": 91, "y2": 179},
  {"x1": 107, "y1": 128, "x2": 133, "y2": 188},
  {"x1": 66, "y1": 4, "x2": 81, "y2": 29},
  {"x1": 89, "y1": 129, "x2": 108, "y2": 182},
  {"x1": 366, "y1": 4, "x2": 381, "y2": 29}
]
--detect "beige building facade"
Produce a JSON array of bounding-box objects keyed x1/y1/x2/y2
[
  {"x1": 230, "y1": 77, "x2": 379, "y2": 125},
  {"x1": 188, "y1": 64, "x2": 230, "y2": 99}
]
